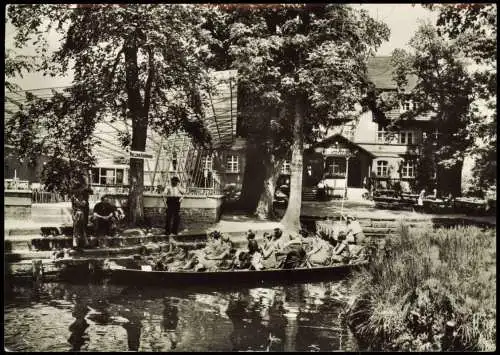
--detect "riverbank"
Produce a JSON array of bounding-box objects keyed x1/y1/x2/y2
[{"x1": 346, "y1": 224, "x2": 496, "y2": 351}]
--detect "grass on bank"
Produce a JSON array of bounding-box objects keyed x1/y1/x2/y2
[{"x1": 347, "y1": 225, "x2": 496, "y2": 352}]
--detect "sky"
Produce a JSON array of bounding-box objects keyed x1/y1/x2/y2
[{"x1": 5, "y1": 4, "x2": 438, "y2": 91}]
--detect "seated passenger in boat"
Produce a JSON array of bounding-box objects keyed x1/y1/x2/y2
[
  {"x1": 346, "y1": 216, "x2": 366, "y2": 245},
  {"x1": 306, "y1": 233, "x2": 333, "y2": 267},
  {"x1": 180, "y1": 231, "x2": 218, "y2": 270},
  {"x1": 345, "y1": 216, "x2": 368, "y2": 261},
  {"x1": 278, "y1": 233, "x2": 307, "y2": 269},
  {"x1": 233, "y1": 250, "x2": 252, "y2": 269},
  {"x1": 272, "y1": 228, "x2": 288, "y2": 267},
  {"x1": 261, "y1": 232, "x2": 278, "y2": 269},
  {"x1": 330, "y1": 232, "x2": 350, "y2": 263},
  {"x1": 194, "y1": 231, "x2": 232, "y2": 271},
  {"x1": 154, "y1": 254, "x2": 169, "y2": 271},
  {"x1": 246, "y1": 230, "x2": 264, "y2": 270},
  {"x1": 164, "y1": 245, "x2": 188, "y2": 271},
  {"x1": 218, "y1": 235, "x2": 238, "y2": 270},
  {"x1": 247, "y1": 230, "x2": 260, "y2": 254}
]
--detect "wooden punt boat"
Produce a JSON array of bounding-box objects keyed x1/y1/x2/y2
[{"x1": 102, "y1": 260, "x2": 369, "y2": 287}]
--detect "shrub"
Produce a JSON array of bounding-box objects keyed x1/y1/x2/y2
[{"x1": 347, "y1": 224, "x2": 496, "y2": 351}]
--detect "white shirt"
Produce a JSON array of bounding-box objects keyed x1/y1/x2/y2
[
  {"x1": 164, "y1": 185, "x2": 185, "y2": 197},
  {"x1": 348, "y1": 220, "x2": 363, "y2": 235}
]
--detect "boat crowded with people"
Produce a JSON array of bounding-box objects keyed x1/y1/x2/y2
[{"x1": 100, "y1": 224, "x2": 371, "y2": 287}]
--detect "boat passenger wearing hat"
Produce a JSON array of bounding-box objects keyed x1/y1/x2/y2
[
  {"x1": 346, "y1": 215, "x2": 366, "y2": 244},
  {"x1": 331, "y1": 231, "x2": 350, "y2": 263},
  {"x1": 163, "y1": 176, "x2": 185, "y2": 236},
  {"x1": 306, "y1": 233, "x2": 333, "y2": 267},
  {"x1": 261, "y1": 232, "x2": 277, "y2": 269},
  {"x1": 246, "y1": 230, "x2": 264, "y2": 270},
  {"x1": 195, "y1": 231, "x2": 232, "y2": 271}
]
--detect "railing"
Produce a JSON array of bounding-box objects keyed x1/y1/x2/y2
[
  {"x1": 90, "y1": 182, "x2": 223, "y2": 198},
  {"x1": 5, "y1": 179, "x2": 30, "y2": 191},
  {"x1": 368, "y1": 177, "x2": 418, "y2": 194},
  {"x1": 32, "y1": 191, "x2": 72, "y2": 204}
]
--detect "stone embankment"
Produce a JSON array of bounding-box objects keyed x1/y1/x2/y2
[{"x1": 5, "y1": 206, "x2": 495, "y2": 281}]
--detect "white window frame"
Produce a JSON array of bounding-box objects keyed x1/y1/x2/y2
[
  {"x1": 377, "y1": 126, "x2": 400, "y2": 144},
  {"x1": 202, "y1": 155, "x2": 213, "y2": 171},
  {"x1": 94, "y1": 167, "x2": 126, "y2": 186},
  {"x1": 400, "y1": 131, "x2": 415, "y2": 145},
  {"x1": 401, "y1": 160, "x2": 415, "y2": 178},
  {"x1": 282, "y1": 160, "x2": 291, "y2": 174},
  {"x1": 376, "y1": 160, "x2": 389, "y2": 177},
  {"x1": 115, "y1": 169, "x2": 124, "y2": 185},
  {"x1": 170, "y1": 151, "x2": 178, "y2": 172},
  {"x1": 331, "y1": 160, "x2": 345, "y2": 175},
  {"x1": 325, "y1": 157, "x2": 346, "y2": 178},
  {"x1": 376, "y1": 126, "x2": 386, "y2": 143},
  {"x1": 401, "y1": 98, "x2": 417, "y2": 112},
  {"x1": 226, "y1": 154, "x2": 239, "y2": 173}
]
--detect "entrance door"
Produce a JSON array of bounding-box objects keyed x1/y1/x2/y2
[{"x1": 347, "y1": 158, "x2": 362, "y2": 187}]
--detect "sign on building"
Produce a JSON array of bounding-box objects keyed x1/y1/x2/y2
[
  {"x1": 323, "y1": 147, "x2": 350, "y2": 157},
  {"x1": 130, "y1": 150, "x2": 153, "y2": 159}
]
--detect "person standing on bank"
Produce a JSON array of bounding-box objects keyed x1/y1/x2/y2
[
  {"x1": 70, "y1": 167, "x2": 93, "y2": 250},
  {"x1": 164, "y1": 177, "x2": 185, "y2": 236}
]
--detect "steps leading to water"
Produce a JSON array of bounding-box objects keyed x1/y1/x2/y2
[
  {"x1": 30, "y1": 203, "x2": 73, "y2": 224},
  {"x1": 302, "y1": 188, "x2": 318, "y2": 201}
]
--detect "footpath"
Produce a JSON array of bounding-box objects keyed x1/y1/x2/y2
[{"x1": 4, "y1": 200, "x2": 495, "y2": 268}]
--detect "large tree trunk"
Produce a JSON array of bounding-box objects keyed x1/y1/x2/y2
[
  {"x1": 280, "y1": 99, "x2": 304, "y2": 233},
  {"x1": 238, "y1": 138, "x2": 265, "y2": 212},
  {"x1": 255, "y1": 155, "x2": 282, "y2": 219},
  {"x1": 438, "y1": 160, "x2": 464, "y2": 197},
  {"x1": 124, "y1": 38, "x2": 148, "y2": 226},
  {"x1": 128, "y1": 122, "x2": 148, "y2": 226}
]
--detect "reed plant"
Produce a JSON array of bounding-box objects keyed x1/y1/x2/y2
[{"x1": 347, "y1": 224, "x2": 496, "y2": 351}]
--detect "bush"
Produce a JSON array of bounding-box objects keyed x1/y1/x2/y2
[{"x1": 347, "y1": 224, "x2": 496, "y2": 351}]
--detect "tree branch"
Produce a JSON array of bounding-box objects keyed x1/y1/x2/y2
[
  {"x1": 143, "y1": 47, "x2": 155, "y2": 114},
  {"x1": 107, "y1": 46, "x2": 125, "y2": 89}
]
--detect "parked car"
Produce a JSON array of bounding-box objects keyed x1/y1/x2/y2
[{"x1": 223, "y1": 183, "x2": 242, "y2": 202}]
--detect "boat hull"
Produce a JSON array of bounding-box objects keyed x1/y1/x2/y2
[{"x1": 104, "y1": 262, "x2": 368, "y2": 287}]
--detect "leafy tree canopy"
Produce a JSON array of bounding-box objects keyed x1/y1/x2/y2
[
  {"x1": 388, "y1": 3, "x2": 496, "y2": 191},
  {"x1": 220, "y1": 4, "x2": 390, "y2": 158}
]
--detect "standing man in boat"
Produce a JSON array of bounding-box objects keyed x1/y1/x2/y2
[{"x1": 163, "y1": 176, "x2": 185, "y2": 236}]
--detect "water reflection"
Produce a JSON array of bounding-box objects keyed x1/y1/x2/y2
[
  {"x1": 5, "y1": 281, "x2": 358, "y2": 352},
  {"x1": 68, "y1": 298, "x2": 90, "y2": 351},
  {"x1": 161, "y1": 298, "x2": 180, "y2": 350},
  {"x1": 121, "y1": 307, "x2": 143, "y2": 351},
  {"x1": 226, "y1": 290, "x2": 270, "y2": 351}
]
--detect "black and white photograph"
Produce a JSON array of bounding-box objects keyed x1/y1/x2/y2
[{"x1": 4, "y1": 3, "x2": 496, "y2": 352}]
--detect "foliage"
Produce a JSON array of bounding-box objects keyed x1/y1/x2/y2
[
  {"x1": 5, "y1": 50, "x2": 35, "y2": 94},
  {"x1": 5, "y1": 89, "x2": 98, "y2": 185},
  {"x1": 217, "y1": 5, "x2": 389, "y2": 219},
  {"x1": 227, "y1": 5, "x2": 390, "y2": 153},
  {"x1": 389, "y1": 4, "x2": 497, "y2": 193},
  {"x1": 6, "y1": 4, "x2": 219, "y2": 222},
  {"x1": 429, "y1": 4, "x2": 497, "y2": 191},
  {"x1": 348, "y1": 224, "x2": 496, "y2": 351}
]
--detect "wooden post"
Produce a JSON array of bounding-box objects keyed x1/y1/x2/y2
[{"x1": 344, "y1": 156, "x2": 350, "y2": 195}]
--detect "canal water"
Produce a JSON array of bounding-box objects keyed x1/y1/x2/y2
[{"x1": 5, "y1": 280, "x2": 359, "y2": 352}]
